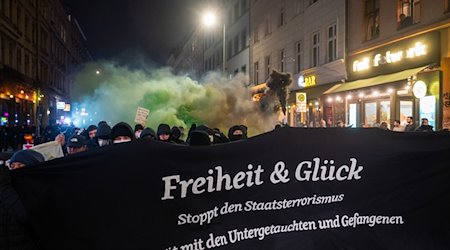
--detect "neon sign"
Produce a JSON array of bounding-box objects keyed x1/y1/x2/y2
[{"x1": 353, "y1": 42, "x2": 427, "y2": 72}]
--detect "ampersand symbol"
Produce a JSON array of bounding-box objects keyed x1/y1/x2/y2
[{"x1": 270, "y1": 161, "x2": 290, "y2": 184}]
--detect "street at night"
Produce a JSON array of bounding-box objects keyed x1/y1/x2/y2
[{"x1": 1, "y1": 0, "x2": 450, "y2": 249}]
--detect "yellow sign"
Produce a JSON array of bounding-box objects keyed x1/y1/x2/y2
[
  {"x1": 296, "y1": 92, "x2": 307, "y2": 112},
  {"x1": 304, "y1": 75, "x2": 317, "y2": 87},
  {"x1": 353, "y1": 42, "x2": 427, "y2": 72}
]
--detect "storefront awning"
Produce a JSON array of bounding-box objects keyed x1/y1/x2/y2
[
  {"x1": 324, "y1": 66, "x2": 428, "y2": 94},
  {"x1": 288, "y1": 83, "x2": 339, "y2": 104}
]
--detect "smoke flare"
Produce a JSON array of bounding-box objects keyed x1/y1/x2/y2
[{"x1": 72, "y1": 62, "x2": 279, "y2": 136}]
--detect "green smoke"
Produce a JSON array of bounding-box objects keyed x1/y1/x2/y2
[{"x1": 72, "y1": 61, "x2": 278, "y2": 136}]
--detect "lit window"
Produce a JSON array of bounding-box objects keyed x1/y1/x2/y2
[{"x1": 398, "y1": 0, "x2": 421, "y2": 28}]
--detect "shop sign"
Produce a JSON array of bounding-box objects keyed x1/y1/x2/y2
[
  {"x1": 298, "y1": 75, "x2": 317, "y2": 88},
  {"x1": 347, "y1": 32, "x2": 440, "y2": 80},
  {"x1": 64, "y1": 104, "x2": 71, "y2": 112},
  {"x1": 353, "y1": 42, "x2": 427, "y2": 72},
  {"x1": 57, "y1": 101, "x2": 65, "y2": 110},
  {"x1": 295, "y1": 92, "x2": 307, "y2": 113}
]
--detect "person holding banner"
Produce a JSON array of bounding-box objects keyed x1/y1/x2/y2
[
  {"x1": 0, "y1": 150, "x2": 44, "y2": 249},
  {"x1": 110, "y1": 122, "x2": 135, "y2": 144}
]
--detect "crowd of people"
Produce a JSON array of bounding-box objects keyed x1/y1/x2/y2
[{"x1": 0, "y1": 115, "x2": 444, "y2": 248}]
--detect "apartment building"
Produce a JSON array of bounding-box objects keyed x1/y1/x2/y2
[
  {"x1": 250, "y1": 0, "x2": 346, "y2": 127},
  {"x1": 324, "y1": 0, "x2": 450, "y2": 129},
  {"x1": 0, "y1": 0, "x2": 91, "y2": 128}
]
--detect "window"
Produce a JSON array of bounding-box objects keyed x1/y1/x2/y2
[
  {"x1": 241, "y1": 65, "x2": 247, "y2": 74},
  {"x1": 16, "y1": 6, "x2": 21, "y2": 29},
  {"x1": 234, "y1": 35, "x2": 239, "y2": 55},
  {"x1": 265, "y1": 55, "x2": 271, "y2": 79},
  {"x1": 253, "y1": 27, "x2": 259, "y2": 44},
  {"x1": 295, "y1": 41, "x2": 303, "y2": 73},
  {"x1": 234, "y1": 2, "x2": 239, "y2": 21},
  {"x1": 0, "y1": 0, "x2": 3, "y2": 14},
  {"x1": 446, "y1": 0, "x2": 450, "y2": 13},
  {"x1": 241, "y1": 0, "x2": 247, "y2": 15},
  {"x1": 25, "y1": 16, "x2": 30, "y2": 39},
  {"x1": 398, "y1": 0, "x2": 420, "y2": 28},
  {"x1": 228, "y1": 9, "x2": 232, "y2": 26},
  {"x1": 365, "y1": 0, "x2": 379, "y2": 40},
  {"x1": 364, "y1": 102, "x2": 377, "y2": 127},
  {"x1": 241, "y1": 29, "x2": 247, "y2": 49},
  {"x1": 227, "y1": 40, "x2": 232, "y2": 59},
  {"x1": 279, "y1": 49, "x2": 285, "y2": 72},
  {"x1": 295, "y1": 0, "x2": 303, "y2": 14},
  {"x1": 16, "y1": 47, "x2": 21, "y2": 71},
  {"x1": 25, "y1": 53, "x2": 29, "y2": 76},
  {"x1": 312, "y1": 32, "x2": 320, "y2": 67},
  {"x1": 0, "y1": 38, "x2": 3, "y2": 63},
  {"x1": 327, "y1": 23, "x2": 337, "y2": 62},
  {"x1": 279, "y1": 8, "x2": 285, "y2": 27},
  {"x1": 310, "y1": 0, "x2": 318, "y2": 5},
  {"x1": 254, "y1": 61, "x2": 259, "y2": 83},
  {"x1": 264, "y1": 15, "x2": 271, "y2": 36}
]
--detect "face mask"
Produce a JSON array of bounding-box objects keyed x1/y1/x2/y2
[
  {"x1": 98, "y1": 139, "x2": 110, "y2": 147},
  {"x1": 113, "y1": 139, "x2": 131, "y2": 144},
  {"x1": 135, "y1": 131, "x2": 142, "y2": 138}
]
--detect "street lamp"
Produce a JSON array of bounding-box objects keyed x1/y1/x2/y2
[{"x1": 202, "y1": 11, "x2": 226, "y2": 76}]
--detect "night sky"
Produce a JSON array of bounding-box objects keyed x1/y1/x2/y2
[{"x1": 63, "y1": 0, "x2": 208, "y2": 66}]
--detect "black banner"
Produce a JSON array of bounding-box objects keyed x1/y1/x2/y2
[{"x1": 12, "y1": 128, "x2": 450, "y2": 249}]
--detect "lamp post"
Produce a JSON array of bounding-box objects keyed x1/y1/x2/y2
[{"x1": 202, "y1": 11, "x2": 226, "y2": 76}]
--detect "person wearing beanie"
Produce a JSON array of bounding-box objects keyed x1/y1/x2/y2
[
  {"x1": 157, "y1": 123, "x2": 172, "y2": 142},
  {"x1": 140, "y1": 127, "x2": 157, "y2": 140},
  {"x1": 1, "y1": 150, "x2": 44, "y2": 248},
  {"x1": 228, "y1": 125, "x2": 248, "y2": 142},
  {"x1": 110, "y1": 122, "x2": 135, "y2": 144},
  {"x1": 134, "y1": 124, "x2": 144, "y2": 139},
  {"x1": 8, "y1": 149, "x2": 45, "y2": 170}
]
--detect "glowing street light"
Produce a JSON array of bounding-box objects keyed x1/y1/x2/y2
[
  {"x1": 202, "y1": 11, "x2": 217, "y2": 27},
  {"x1": 202, "y1": 10, "x2": 226, "y2": 75}
]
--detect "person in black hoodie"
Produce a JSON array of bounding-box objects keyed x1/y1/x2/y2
[
  {"x1": 0, "y1": 149, "x2": 44, "y2": 249},
  {"x1": 170, "y1": 127, "x2": 187, "y2": 145},
  {"x1": 157, "y1": 124, "x2": 173, "y2": 143},
  {"x1": 87, "y1": 121, "x2": 112, "y2": 148},
  {"x1": 228, "y1": 125, "x2": 248, "y2": 142},
  {"x1": 110, "y1": 122, "x2": 135, "y2": 144}
]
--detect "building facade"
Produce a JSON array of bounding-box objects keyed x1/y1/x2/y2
[
  {"x1": 169, "y1": 0, "x2": 250, "y2": 80},
  {"x1": 0, "y1": 0, "x2": 91, "y2": 130},
  {"x1": 250, "y1": 0, "x2": 346, "y2": 127},
  {"x1": 167, "y1": 28, "x2": 204, "y2": 80},
  {"x1": 324, "y1": 0, "x2": 450, "y2": 130}
]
